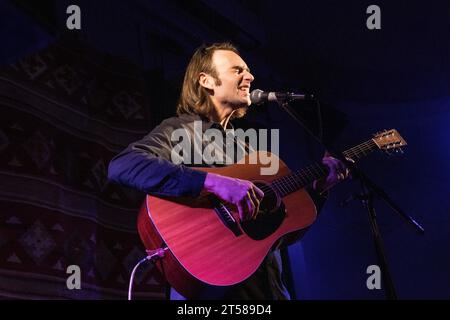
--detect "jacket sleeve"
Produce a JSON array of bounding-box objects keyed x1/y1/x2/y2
[{"x1": 107, "y1": 119, "x2": 207, "y2": 197}]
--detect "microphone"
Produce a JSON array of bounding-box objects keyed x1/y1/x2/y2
[{"x1": 250, "y1": 89, "x2": 314, "y2": 105}]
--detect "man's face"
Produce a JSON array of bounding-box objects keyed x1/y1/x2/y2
[{"x1": 208, "y1": 50, "x2": 254, "y2": 110}]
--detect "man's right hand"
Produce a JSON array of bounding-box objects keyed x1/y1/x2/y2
[{"x1": 203, "y1": 173, "x2": 264, "y2": 222}]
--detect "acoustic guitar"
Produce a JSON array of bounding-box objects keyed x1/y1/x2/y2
[{"x1": 137, "y1": 129, "x2": 407, "y2": 298}]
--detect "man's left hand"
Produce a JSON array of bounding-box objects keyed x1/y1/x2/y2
[{"x1": 313, "y1": 153, "x2": 351, "y2": 194}]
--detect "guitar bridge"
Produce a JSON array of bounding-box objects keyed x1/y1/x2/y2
[{"x1": 209, "y1": 196, "x2": 242, "y2": 237}]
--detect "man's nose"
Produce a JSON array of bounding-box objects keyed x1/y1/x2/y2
[{"x1": 244, "y1": 70, "x2": 254, "y2": 82}]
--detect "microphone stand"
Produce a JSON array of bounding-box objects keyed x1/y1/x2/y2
[{"x1": 276, "y1": 98, "x2": 424, "y2": 300}]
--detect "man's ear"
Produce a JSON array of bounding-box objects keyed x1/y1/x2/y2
[{"x1": 199, "y1": 72, "x2": 215, "y2": 90}]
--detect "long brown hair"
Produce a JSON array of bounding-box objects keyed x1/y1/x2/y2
[{"x1": 177, "y1": 42, "x2": 247, "y2": 119}]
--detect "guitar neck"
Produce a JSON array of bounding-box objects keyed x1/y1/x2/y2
[{"x1": 271, "y1": 138, "x2": 379, "y2": 197}]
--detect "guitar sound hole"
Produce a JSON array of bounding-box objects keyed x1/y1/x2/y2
[{"x1": 241, "y1": 181, "x2": 286, "y2": 240}]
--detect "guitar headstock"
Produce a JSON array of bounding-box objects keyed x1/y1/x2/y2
[{"x1": 372, "y1": 129, "x2": 407, "y2": 154}]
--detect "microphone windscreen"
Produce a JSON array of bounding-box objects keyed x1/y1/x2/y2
[{"x1": 250, "y1": 89, "x2": 265, "y2": 105}]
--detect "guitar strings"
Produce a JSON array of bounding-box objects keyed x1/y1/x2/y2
[
  {"x1": 220, "y1": 139, "x2": 387, "y2": 212},
  {"x1": 255, "y1": 140, "x2": 377, "y2": 197}
]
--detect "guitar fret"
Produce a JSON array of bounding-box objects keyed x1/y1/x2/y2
[
  {"x1": 290, "y1": 174, "x2": 301, "y2": 190},
  {"x1": 280, "y1": 177, "x2": 291, "y2": 195},
  {"x1": 274, "y1": 179, "x2": 284, "y2": 196},
  {"x1": 274, "y1": 179, "x2": 287, "y2": 196},
  {"x1": 282, "y1": 177, "x2": 292, "y2": 195}
]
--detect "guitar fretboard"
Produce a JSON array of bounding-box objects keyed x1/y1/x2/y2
[{"x1": 270, "y1": 139, "x2": 378, "y2": 197}]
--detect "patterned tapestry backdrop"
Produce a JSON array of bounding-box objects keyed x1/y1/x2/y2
[{"x1": 0, "y1": 36, "x2": 166, "y2": 299}]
